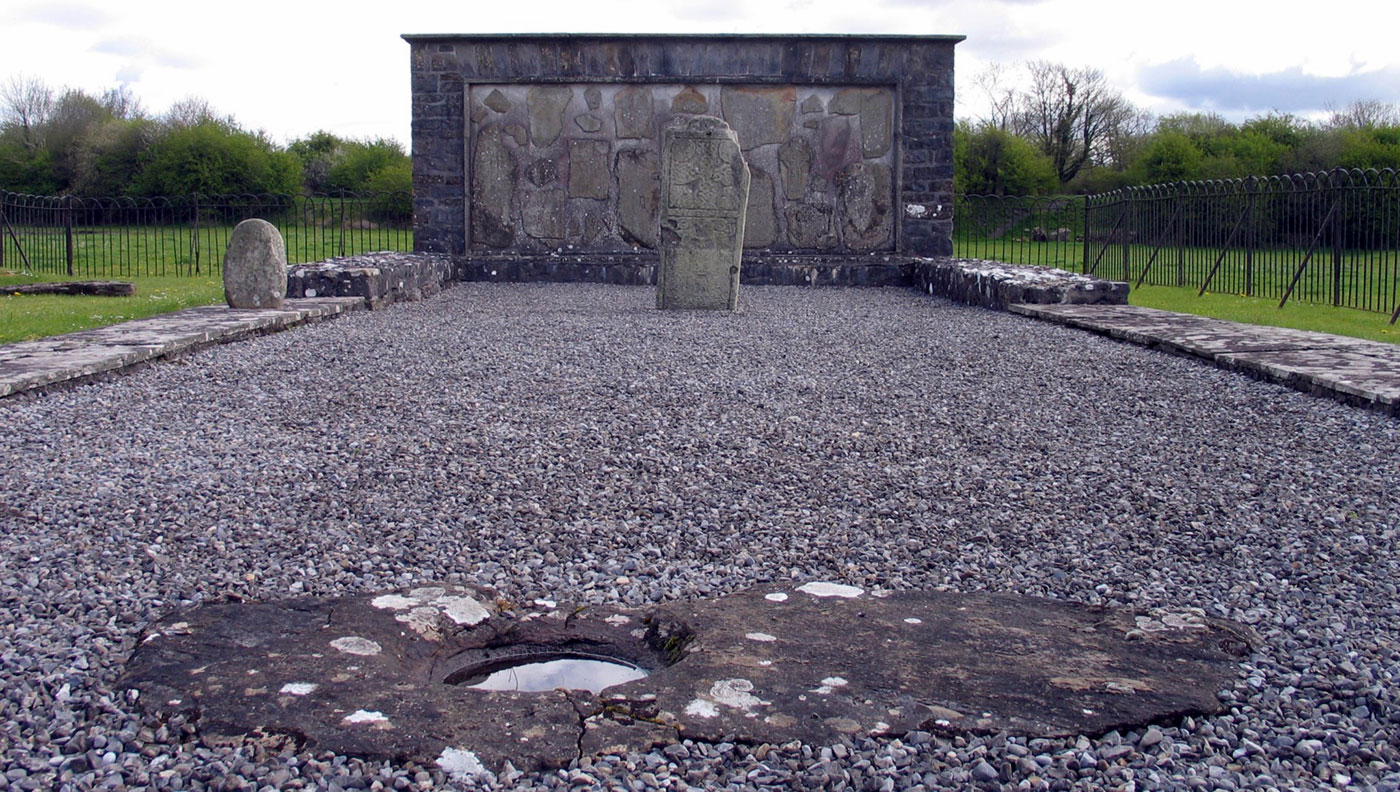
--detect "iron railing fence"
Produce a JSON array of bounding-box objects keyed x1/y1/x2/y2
[
  {"x1": 1084, "y1": 169, "x2": 1400, "y2": 322},
  {"x1": 956, "y1": 169, "x2": 1400, "y2": 323},
  {"x1": 952, "y1": 194, "x2": 1087, "y2": 271},
  {"x1": 0, "y1": 191, "x2": 413, "y2": 279}
]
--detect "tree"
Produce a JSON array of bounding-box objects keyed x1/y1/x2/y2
[
  {"x1": 1011, "y1": 61, "x2": 1135, "y2": 184},
  {"x1": 1129, "y1": 131, "x2": 1204, "y2": 184},
  {"x1": 1, "y1": 75, "x2": 54, "y2": 152},
  {"x1": 132, "y1": 122, "x2": 301, "y2": 197},
  {"x1": 954, "y1": 122, "x2": 1057, "y2": 195},
  {"x1": 325, "y1": 138, "x2": 407, "y2": 193},
  {"x1": 1326, "y1": 99, "x2": 1400, "y2": 131}
]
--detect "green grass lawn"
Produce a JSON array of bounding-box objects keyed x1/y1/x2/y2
[
  {"x1": 0, "y1": 270, "x2": 224, "y2": 344},
  {"x1": 1130, "y1": 284, "x2": 1399, "y2": 345},
  {"x1": 954, "y1": 236, "x2": 1400, "y2": 345}
]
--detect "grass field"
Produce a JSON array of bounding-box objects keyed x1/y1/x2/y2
[
  {"x1": 2, "y1": 221, "x2": 412, "y2": 280},
  {"x1": 0, "y1": 270, "x2": 224, "y2": 345},
  {"x1": 954, "y1": 236, "x2": 1400, "y2": 345}
]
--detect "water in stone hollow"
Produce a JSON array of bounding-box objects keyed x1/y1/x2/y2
[{"x1": 461, "y1": 657, "x2": 647, "y2": 694}]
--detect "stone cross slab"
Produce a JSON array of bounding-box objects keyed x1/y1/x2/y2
[{"x1": 657, "y1": 116, "x2": 750, "y2": 310}]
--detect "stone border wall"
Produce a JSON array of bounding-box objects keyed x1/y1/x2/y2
[
  {"x1": 911, "y1": 258, "x2": 1130, "y2": 309},
  {"x1": 286, "y1": 253, "x2": 454, "y2": 307},
  {"x1": 404, "y1": 34, "x2": 961, "y2": 286}
]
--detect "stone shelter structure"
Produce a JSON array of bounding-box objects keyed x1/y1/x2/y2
[{"x1": 403, "y1": 34, "x2": 962, "y2": 286}]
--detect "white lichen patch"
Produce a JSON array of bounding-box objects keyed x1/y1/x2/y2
[
  {"x1": 436, "y1": 595, "x2": 490, "y2": 626},
  {"x1": 812, "y1": 676, "x2": 849, "y2": 695},
  {"x1": 330, "y1": 637, "x2": 382, "y2": 656},
  {"x1": 437, "y1": 747, "x2": 494, "y2": 781},
  {"x1": 745, "y1": 632, "x2": 777, "y2": 642},
  {"x1": 410, "y1": 587, "x2": 447, "y2": 600},
  {"x1": 684, "y1": 699, "x2": 719, "y2": 718},
  {"x1": 764, "y1": 592, "x2": 788, "y2": 602},
  {"x1": 533, "y1": 599, "x2": 557, "y2": 609},
  {"x1": 709, "y1": 678, "x2": 769, "y2": 711},
  {"x1": 605, "y1": 614, "x2": 631, "y2": 626},
  {"x1": 904, "y1": 618, "x2": 923, "y2": 624},
  {"x1": 371, "y1": 594, "x2": 418, "y2": 610},
  {"x1": 342, "y1": 710, "x2": 388, "y2": 725},
  {"x1": 279, "y1": 683, "x2": 317, "y2": 696},
  {"x1": 395, "y1": 607, "x2": 444, "y2": 640},
  {"x1": 796, "y1": 582, "x2": 864, "y2": 599},
  {"x1": 758, "y1": 660, "x2": 773, "y2": 667}
]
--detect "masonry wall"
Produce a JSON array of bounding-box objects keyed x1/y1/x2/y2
[{"x1": 404, "y1": 34, "x2": 962, "y2": 284}]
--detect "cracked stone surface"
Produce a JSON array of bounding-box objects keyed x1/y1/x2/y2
[
  {"x1": 1011, "y1": 303, "x2": 1400, "y2": 415},
  {"x1": 120, "y1": 584, "x2": 1249, "y2": 773}
]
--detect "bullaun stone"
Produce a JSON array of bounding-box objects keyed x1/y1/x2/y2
[
  {"x1": 657, "y1": 116, "x2": 749, "y2": 310},
  {"x1": 223, "y1": 219, "x2": 286, "y2": 309}
]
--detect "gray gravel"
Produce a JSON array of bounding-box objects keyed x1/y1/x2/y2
[{"x1": 2, "y1": 279, "x2": 1399, "y2": 792}]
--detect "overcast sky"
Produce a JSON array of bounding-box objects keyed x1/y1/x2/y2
[{"x1": 3, "y1": 0, "x2": 1397, "y2": 146}]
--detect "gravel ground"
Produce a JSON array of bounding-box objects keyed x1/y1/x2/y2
[{"x1": 1, "y1": 280, "x2": 1398, "y2": 792}]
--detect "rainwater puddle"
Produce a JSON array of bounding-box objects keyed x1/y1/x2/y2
[{"x1": 453, "y1": 654, "x2": 647, "y2": 694}]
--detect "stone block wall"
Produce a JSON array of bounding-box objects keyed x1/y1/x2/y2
[{"x1": 404, "y1": 34, "x2": 962, "y2": 284}]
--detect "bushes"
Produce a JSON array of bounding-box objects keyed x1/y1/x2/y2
[{"x1": 131, "y1": 122, "x2": 302, "y2": 197}]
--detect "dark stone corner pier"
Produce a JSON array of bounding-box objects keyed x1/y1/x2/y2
[{"x1": 403, "y1": 33, "x2": 963, "y2": 286}]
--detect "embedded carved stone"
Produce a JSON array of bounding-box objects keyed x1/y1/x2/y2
[
  {"x1": 671, "y1": 87, "x2": 708, "y2": 114},
  {"x1": 657, "y1": 116, "x2": 749, "y2": 310},
  {"x1": 800, "y1": 94, "x2": 825, "y2": 114},
  {"x1": 526, "y1": 86, "x2": 573, "y2": 147},
  {"x1": 584, "y1": 85, "x2": 602, "y2": 110},
  {"x1": 575, "y1": 114, "x2": 602, "y2": 133},
  {"x1": 471, "y1": 126, "x2": 516, "y2": 248},
  {"x1": 837, "y1": 162, "x2": 893, "y2": 250},
  {"x1": 816, "y1": 117, "x2": 859, "y2": 179},
  {"x1": 778, "y1": 138, "x2": 813, "y2": 201},
  {"x1": 568, "y1": 140, "x2": 611, "y2": 200},
  {"x1": 615, "y1": 149, "x2": 660, "y2": 249},
  {"x1": 614, "y1": 86, "x2": 655, "y2": 140},
  {"x1": 743, "y1": 167, "x2": 777, "y2": 249},
  {"x1": 522, "y1": 189, "x2": 566, "y2": 243},
  {"x1": 858, "y1": 90, "x2": 893, "y2": 158},
  {"x1": 504, "y1": 123, "x2": 528, "y2": 148},
  {"x1": 720, "y1": 86, "x2": 796, "y2": 151},
  {"x1": 785, "y1": 201, "x2": 836, "y2": 249},
  {"x1": 483, "y1": 89, "x2": 511, "y2": 114},
  {"x1": 525, "y1": 158, "x2": 559, "y2": 188}
]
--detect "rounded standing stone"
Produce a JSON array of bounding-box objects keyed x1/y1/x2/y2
[{"x1": 223, "y1": 219, "x2": 287, "y2": 309}]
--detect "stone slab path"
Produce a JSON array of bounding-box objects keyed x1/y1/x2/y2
[
  {"x1": 1011, "y1": 303, "x2": 1400, "y2": 416},
  {"x1": 0, "y1": 297, "x2": 363, "y2": 398}
]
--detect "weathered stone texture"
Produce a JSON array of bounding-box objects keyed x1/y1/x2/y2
[
  {"x1": 615, "y1": 149, "x2": 661, "y2": 249},
  {"x1": 521, "y1": 189, "x2": 566, "y2": 242},
  {"x1": 223, "y1": 219, "x2": 287, "y2": 309},
  {"x1": 470, "y1": 126, "x2": 516, "y2": 248},
  {"x1": 671, "y1": 86, "x2": 708, "y2": 114},
  {"x1": 778, "y1": 138, "x2": 812, "y2": 201},
  {"x1": 837, "y1": 162, "x2": 893, "y2": 250},
  {"x1": 526, "y1": 85, "x2": 572, "y2": 147},
  {"x1": 743, "y1": 167, "x2": 777, "y2": 248},
  {"x1": 657, "y1": 116, "x2": 749, "y2": 310},
  {"x1": 614, "y1": 86, "x2": 655, "y2": 139},
  {"x1": 568, "y1": 139, "x2": 612, "y2": 200},
  {"x1": 720, "y1": 86, "x2": 796, "y2": 151}
]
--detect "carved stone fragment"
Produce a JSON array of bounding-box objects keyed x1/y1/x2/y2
[
  {"x1": 657, "y1": 116, "x2": 749, "y2": 310},
  {"x1": 568, "y1": 139, "x2": 611, "y2": 200},
  {"x1": 526, "y1": 85, "x2": 573, "y2": 147}
]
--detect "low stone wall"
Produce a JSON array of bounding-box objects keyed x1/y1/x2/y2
[
  {"x1": 911, "y1": 257, "x2": 1129, "y2": 310},
  {"x1": 458, "y1": 254, "x2": 909, "y2": 288},
  {"x1": 286, "y1": 252, "x2": 454, "y2": 307}
]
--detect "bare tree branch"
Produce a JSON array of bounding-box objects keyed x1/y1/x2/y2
[{"x1": 1, "y1": 75, "x2": 55, "y2": 151}]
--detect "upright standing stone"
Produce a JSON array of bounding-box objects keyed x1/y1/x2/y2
[
  {"x1": 657, "y1": 116, "x2": 749, "y2": 311},
  {"x1": 223, "y1": 219, "x2": 286, "y2": 309}
]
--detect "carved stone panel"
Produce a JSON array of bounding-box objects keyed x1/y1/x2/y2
[{"x1": 657, "y1": 116, "x2": 749, "y2": 310}]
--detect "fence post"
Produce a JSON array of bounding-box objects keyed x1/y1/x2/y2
[
  {"x1": 1081, "y1": 198, "x2": 1090, "y2": 273},
  {"x1": 192, "y1": 194, "x2": 201, "y2": 276},
  {"x1": 0, "y1": 207, "x2": 5, "y2": 271},
  {"x1": 1331, "y1": 180, "x2": 1343, "y2": 307},
  {"x1": 1244, "y1": 179, "x2": 1255, "y2": 297},
  {"x1": 63, "y1": 194, "x2": 75, "y2": 276},
  {"x1": 1120, "y1": 201, "x2": 1132, "y2": 283}
]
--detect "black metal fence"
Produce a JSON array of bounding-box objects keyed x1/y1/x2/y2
[
  {"x1": 0, "y1": 191, "x2": 413, "y2": 279},
  {"x1": 958, "y1": 168, "x2": 1400, "y2": 324}
]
